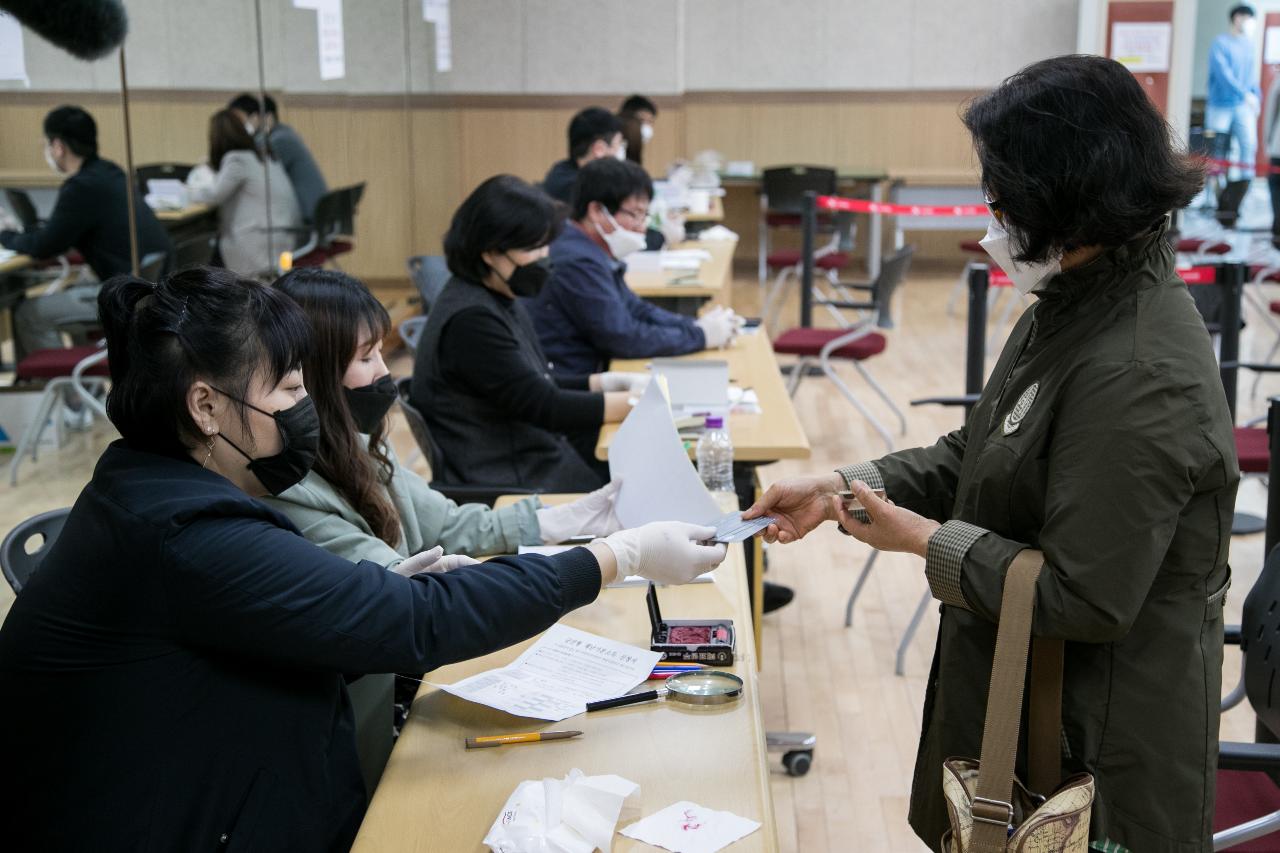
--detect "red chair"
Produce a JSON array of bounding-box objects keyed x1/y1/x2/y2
[
  {"x1": 9, "y1": 344, "x2": 109, "y2": 485},
  {"x1": 291, "y1": 183, "x2": 364, "y2": 269},
  {"x1": 772, "y1": 246, "x2": 914, "y2": 452}
]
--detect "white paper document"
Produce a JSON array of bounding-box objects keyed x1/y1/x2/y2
[
  {"x1": 620, "y1": 801, "x2": 762, "y2": 853},
  {"x1": 608, "y1": 381, "x2": 721, "y2": 529},
  {"x1": 484, "y1": 769, "x2": 640, "y2": 853},
  {"x1": 439, "y1": 624, "x2": 661, "y2": 721},
  {"x1": 1110, "y1": 22, "x2": 1171, "y2": 73},
  {"x1": 293, "y1": 0, "x2": 345, "y2": 81},
  {"x1": 0, "y1": 12, "x2": 28, "y2": 85},
  {"x1": 651, "y1": 359, "x2": 729, "y2": 419},
  {"x1": 423, "y1": 0, "x2": 452, "y2": 72}
]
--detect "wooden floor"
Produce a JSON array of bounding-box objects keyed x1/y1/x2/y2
[{"x1": 0, "y1": 262, "x2": 1273, "y2": 852}]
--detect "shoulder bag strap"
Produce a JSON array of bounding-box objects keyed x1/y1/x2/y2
[{"x1": 969, "y1": 549, "x2": 1046, "y2": 853}]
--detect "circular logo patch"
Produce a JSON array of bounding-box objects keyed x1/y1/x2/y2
[{"x1": 1002, "y1": 381, "x2": 1039, "y2": 436}]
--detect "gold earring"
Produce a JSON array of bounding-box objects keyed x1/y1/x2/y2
[{"x1": 201, "y1": 437, "x2": 215, "y2": 469}]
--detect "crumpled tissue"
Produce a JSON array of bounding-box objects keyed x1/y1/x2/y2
[{"x1": 483, "y1": 768, "x2": 640, "y2": 853}]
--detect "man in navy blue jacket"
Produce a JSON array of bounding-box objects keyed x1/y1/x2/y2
[{"x1": 527, "y1": 158, "x2": 737, "y2": 378}]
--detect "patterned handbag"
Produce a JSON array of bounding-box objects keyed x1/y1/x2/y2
[{"x1": 941, "y1": 550, "x2": 1096, "y2": 853}]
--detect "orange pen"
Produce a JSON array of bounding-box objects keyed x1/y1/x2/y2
[{"x1": 465, "y1": 730, "x2": 583, "y2": 749}]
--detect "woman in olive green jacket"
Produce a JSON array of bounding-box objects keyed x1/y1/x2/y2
[
  {"x1": 748, "y1": 56, "x2": 1236, "y2": 853},
  {"x1": 265, "y1": 268, "x2": 622, "y2": 572}
]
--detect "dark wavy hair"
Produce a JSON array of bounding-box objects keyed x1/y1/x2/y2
[
  {"x1": 208, "y1": 108, "x2": 265, "y2": 170},
  {"x1": 99, "y1": 266, "x2": 309, "y2": 459},
  {"x1": 962, "y1": 54, "x2": 1203, "y2": 264},
  {"x1": 273, "y1": 268, "x2": 400, "y2": 548},
  {"x1": 572, "y1": 157, "x2": 653, "y2": 220}
]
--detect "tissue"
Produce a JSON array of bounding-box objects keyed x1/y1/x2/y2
[{"x1": 483, "y1": 769, "x2": 640, "y2": 853}]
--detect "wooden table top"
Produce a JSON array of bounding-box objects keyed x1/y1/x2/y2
[
  {"x1": 154, "y1": 202, "x2": 214, "y2": 223},
  {"x1": 596, "y1": 328, "x2": 810, "y2": 463},
  {"x1": 0, "y1": 252, "x2": 34, "y2": 275},
  {"x1": 0, "y1": 168, "x2": 63, "y2": 188},
  {"x1": 351, "y1": 518, "x2": 778, "y2": 852},
  {"x1": 624, "y1": 237, "x2": 736, "y2": 301}
]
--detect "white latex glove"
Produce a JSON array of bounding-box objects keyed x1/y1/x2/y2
[
  {"x1": 1247, "y1": 92, "x2": 1262, "y2": 115},
  {"x1": 597, "y1": 371, "x2": 651, "y2": 394},
  {"x1": 595, "y1": 521, "x2": 727, "y2": 584},
  {"x1": 185, "y1": 163, "x2": 216, "y2": 193},
  {"x1": 393, "y1": 545, "x2": 481, "y2": 577},
  {"x1": 660, "y1": 212, "x2": 687, "y2": 246},
  {"x1": 537, "y1": 480, "x2": 623, "y2": 544},
  {"x1": 696, "y1": 306, "x2": 736, "y2": 349},
  {"x1": 0, "y1": 208, "x2": 19, "y2": 232}
]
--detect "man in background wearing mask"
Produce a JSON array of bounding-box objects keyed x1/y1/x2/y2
[
  {"x1": 0, "y1": 105, "x2": 171, "y2": 358},
  {"x1": 619, "y1": 94, "x2": 658, "y2": 168},
  {"x1": 228, "y1": 93, "x2": 328, "y2": 224},
  {"x1": 527, "y1": 158, "x2": 737, "y2": 379},
  {"x1": 542, "y1": 107, "x2": 626, "y2": 204},
  {"x1": 1207, "y1": 4, "x2": 1260, "y2": 227}
]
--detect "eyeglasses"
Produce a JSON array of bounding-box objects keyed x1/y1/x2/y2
[{"x1": 615, "y1": 207, "x2": 649, "y2": 224}]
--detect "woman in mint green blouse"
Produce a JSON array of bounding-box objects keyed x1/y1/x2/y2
[{"x1": 265, "y1": 268, "x2": 620, "y2": 571}]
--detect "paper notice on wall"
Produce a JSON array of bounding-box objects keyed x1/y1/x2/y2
[
  {"x1": 293, "y1": 0, "x2": 345, "y2": 81},
  {"x1": 423, "y1": 0, "x2": 452, "y2": 72},
  {"x1": 0, "y1": 12, "x2": 29, "y2": 86},
  {"x1": 1110, "y1": 22, "x2": 1171, "y2": 73},
  {"x1": 1267, "y1": 27, "x2": 1280, "y2": 65}
]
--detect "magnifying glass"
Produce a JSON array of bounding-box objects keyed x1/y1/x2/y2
[{"x1": 586, "y1": 671, "x2": 744, "y2": 712}]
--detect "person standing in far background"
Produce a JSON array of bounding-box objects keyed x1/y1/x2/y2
[{"x1": 1207, "y1": 4, "x2": 1260, "y2": 227}]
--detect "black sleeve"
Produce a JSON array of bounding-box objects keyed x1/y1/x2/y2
[
  {"x1": 439, "y1": 307, "x2": 604, "y2": 432},
  {"x1": 0, "y1": 178, "x2": 91, "y2": 260},
  {"x1": 162, "y1": 514, "x2": 601, "y2": 674},
  {"x1": 555, "y1": 374, "x2": 593, "y2": 391}
]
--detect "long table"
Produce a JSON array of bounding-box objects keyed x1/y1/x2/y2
[
  {"x1": 351, "y1": 503, "x2": 778, "y2": 852},
  {"x1": 624, "y1": 236, "x2": 736, "y2": 307}
]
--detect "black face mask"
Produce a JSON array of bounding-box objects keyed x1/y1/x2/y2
[
  {"x1": 212, "y1": 391, "x2": 321, "y2": 496},
  {"x1": 504, "y1": 255, "x2": 553, "y2": 298},
  {"x1": 343, "y1": 374, "x2": 398, "y2": 434}
]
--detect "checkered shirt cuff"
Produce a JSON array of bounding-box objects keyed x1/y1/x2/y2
[
  {"x1": 834, "y1": 463, "x2": 883, "y2": 528},
  {"x1": 925, "y1": 520, "x2": 987, "y2": 609}
]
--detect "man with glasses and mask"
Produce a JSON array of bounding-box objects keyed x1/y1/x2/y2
[{"x1": 527, "y1": 158, "x2": 738, "y2": 379}]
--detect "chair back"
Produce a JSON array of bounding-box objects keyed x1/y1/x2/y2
[
  {"x1": 134, "y1": 162, "x2": 194, "y2": 196},
  {"x1": 407, "y1": 255, "x2": 450, "y2": 311},
  {"x1": 312, "y1": 183, "x2": 363, "y2": 246},
  {"x1": 762, "y1": 166, "x2": 837, "y2": 214},
  {"x1": 1, "y1": 507, "x2": 71, "y2": 594},
  {"x1": 872, "y1": 246, "x2": 916, "y2": 329},
  {"x1": 395, "y1": 377, "x2": 445, "y2": 475},
  {"x1": 172, "y1": 233, "x2": 216, "y2": 270},
  {"x1": 399, "y1": 316, "x2": 427, "y2": 352},
  {"x1": 138, "y1": 250, "x2": 169, "y2": 283},
  {"x1": 1244, "y1": 545, "x2": 1280, "y2": 737},
  {"x1": 4, "y1": 189, "x2": 40, "y2": 230}
]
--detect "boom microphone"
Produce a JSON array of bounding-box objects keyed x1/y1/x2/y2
[{"x1": 0, "y1": 0, "x2": 128, "y2": 62}]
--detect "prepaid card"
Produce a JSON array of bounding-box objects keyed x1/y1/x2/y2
[{"x1": 439, "y1": 624, "x2": 661, "y2": 721}]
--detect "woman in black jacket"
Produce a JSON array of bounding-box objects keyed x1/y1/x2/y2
[
  {"x1": 411, "y1": 175, "x2": 642, "y2": 492},
  {"x1": 0, "y1": 266, "x2": 724, "y2": 851}
]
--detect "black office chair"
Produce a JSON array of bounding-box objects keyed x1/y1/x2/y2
[
  {"x1": 395, "y1": 377, "x2": 532, "y2": 507},
  {"x1": 293, "y1": 183, "x2": 365, "y2": 268},
  {"x1": 0, "y1": 507, "x2": 71, "y2": 594},
  {"x1": 134, "y1": 162, "x2": 195, "y2": 196},
  {"x1": 172, "y1": 233, "x2": 217, "y2": 271},
  {"x1": 4, "y1": 188, "x2": 41, "y2": 230}
]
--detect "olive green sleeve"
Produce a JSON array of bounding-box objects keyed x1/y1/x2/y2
[
  {"x1": 399, "y1": 464, "x2": 541, "y2": 556},
  {"x1": 949, "y1": 360, "x2": 1212, "y2": 641},
  {"x1": 837, "y1": 426, "x2": 968, "y2": 523}
]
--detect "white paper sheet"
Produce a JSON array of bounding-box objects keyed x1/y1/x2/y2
[
  {"x1": 0, "y1": 12, "x2": 28, "y2": 86},
  {"x1": 608, "y1": 381, "x2": 721, "y2": 529},
  {"x1": 651, "y1": 359, "x2": 729, "y2": 419},
  {"x1": 293, "y1": 0, "x2": 345, "y2": 81},
  {"x1": 439, "y1": 624, "x2": 660, "y2": 721},
  {"x1": 1110, "y1": 22, "x2": 1171, "y2": 73},
  {"x1": 423, "y1": 0, "x2": 452, "y2": 72},
  {"x1": 620, "y1": 801, "x2": 762, "y2": 853}
]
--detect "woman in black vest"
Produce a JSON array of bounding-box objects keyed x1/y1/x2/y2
[
  {"x1": 0, "y1": 266, "x2": 724, "y2": 851},
  {"x1": 411, "y1": 175, "x2": 640, "y2": 492}
]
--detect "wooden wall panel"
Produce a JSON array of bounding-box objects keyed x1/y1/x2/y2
[{"x1": 0, "y1": 90, "x2": 982, "y2": 281}]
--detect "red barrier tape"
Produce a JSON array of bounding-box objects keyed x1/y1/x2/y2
[
  {"x1": 1204, "y1": 156, "x2": 1275, "y2": 175},
  {"x1": 986, "y1": 266, "x2": 1215, "y2": 288},
  {"x1": 817, "y1": 194, "x2": 988, "y2": 217}
]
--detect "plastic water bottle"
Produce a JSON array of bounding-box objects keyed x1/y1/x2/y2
[{"x1": 696, "y1": 416, "x2": 735, "y2": 493}]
